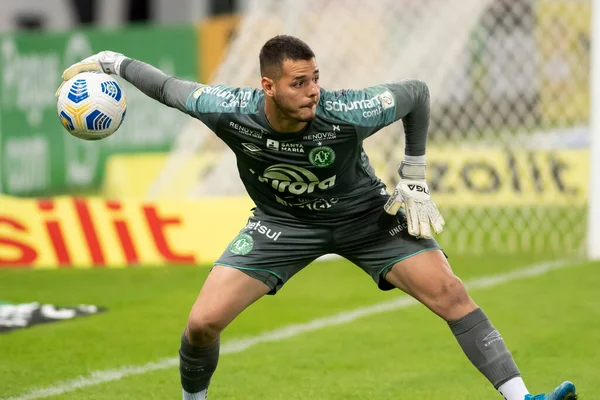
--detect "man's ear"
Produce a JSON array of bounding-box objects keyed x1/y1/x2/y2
[{"x1": 261, "y1": 77, "x2": 275, "y2": 97}]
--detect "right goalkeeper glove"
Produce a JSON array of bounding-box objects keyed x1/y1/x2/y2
[
  {"x1": 56, "y1": 51, "x2": 127, "y2": 96},
  {"x1": 383, "y1": 158, "x2": 445, "y2": 239}
]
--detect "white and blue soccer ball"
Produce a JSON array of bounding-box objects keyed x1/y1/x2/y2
[{"x1": 56, "y1": 71, "x2": 127, "y2": 140}]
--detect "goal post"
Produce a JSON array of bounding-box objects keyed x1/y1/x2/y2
[{"x1": 588, "y1": 0, "x2": 600, "y2": 260}]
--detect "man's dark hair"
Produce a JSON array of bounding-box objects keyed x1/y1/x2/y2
[{"x1": 259, "y1": 35, "x2": 315, "y2": 78}]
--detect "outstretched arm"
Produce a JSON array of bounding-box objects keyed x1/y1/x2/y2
[
  {"x1": 118, "y1": 58, "x2": 200, "y2": 113},
  {"x1": 58, "y1": 50, "x2": 201, "y2": 114}
]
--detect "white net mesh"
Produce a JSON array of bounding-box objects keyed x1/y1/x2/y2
[{"x1": 149, "y1": 0, "x2": 591, "y2": 257}]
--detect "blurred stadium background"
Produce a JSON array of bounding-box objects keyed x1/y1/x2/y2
[{"x1": 1, "y1": 0, "x2": 600, "y2": 399}]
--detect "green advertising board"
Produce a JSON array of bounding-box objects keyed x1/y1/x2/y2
[{"x1": 0, "y1": 25, "x2": 197, "y2": 196}]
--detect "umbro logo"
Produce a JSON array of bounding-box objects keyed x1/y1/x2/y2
[
  {"x1": 482, "y1": 330, "x2": 503, "y2": 347},
  {"x1": 242, "y1": 143, "x2": 262, "y2": 153}
]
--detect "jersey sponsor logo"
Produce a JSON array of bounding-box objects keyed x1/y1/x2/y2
[
  {"x1": 379, "y1": 91, "x2": 395, "y2": 110},
  {"x1": 267, "y1": 141, "x2": 305, "y2": 153},
  {"x1": 275, "y1": 195, "x2": 339, "y2": 211},
  {"x1": 281, "y1": 143, "x2": 304, "y2": 153},
  {"x1": 201, "y1": 85, "x2": 253, "y2": 108},
  {"x1": 266, "y1": 139, "x2": 279, "y2": 150},
  {"x1": 309, "y1": 146, "x2": 336, "y2": 167},
  {"x1": 229, "y1": 121, "x2": 264, "y2": 138},
  {"x1": 229, "y1": 233, "x2": 254, "y2": 255},
  {"x1": 244, "y1": 220, "x2": 282, "y2": 241},
  {"x1": 251, "y1": 164, "x2": 336, "y2": 195},
  {"x1": 303, "y1": 131, "x2": 337, "y2": 142},
  {"x1": 192, "y1": 86, "x2": 207, "y2": 99},
  {"x1": 324, "y1": 90, "x2": 395, "y2": 118}
]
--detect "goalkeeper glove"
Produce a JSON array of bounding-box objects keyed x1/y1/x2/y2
[
  {"x1": 383, "y1": 158, "x2": 445, "y2": 239},
  {"x1": 55, "y1": 51, "x2": 126, "y2": 96}
]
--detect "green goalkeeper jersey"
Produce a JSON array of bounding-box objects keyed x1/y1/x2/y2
[{"x1": 120, "y1": 60, "x2": 430, "y2": 222}]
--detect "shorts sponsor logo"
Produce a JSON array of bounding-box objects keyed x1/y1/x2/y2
[
  {"x1": 244, "y1": 220, "x2": 282, "y2": 241},
  {"x1": 309, "y1": 146, "x2": 335, "y2": 167},
  {"x1": 229, "y1": 122, "x2": 264, "y2": 138},
  {"x1": 252, "y1": 164, "x2": 336, "y2": 195},
  {"x1": 389, "y1": 221, "x2": 407, "y2": 236},
  {"x1": 230, "y1": 233, "x2": 254, "y2": 255}
]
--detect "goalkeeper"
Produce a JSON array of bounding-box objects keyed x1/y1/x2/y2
[{"x1": 59, "y1": 35, "x2": 576, "y2": 400}]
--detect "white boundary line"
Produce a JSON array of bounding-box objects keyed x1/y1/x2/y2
[{"x1": 3, "y1": 258, "x2": 586, "y2": 400}]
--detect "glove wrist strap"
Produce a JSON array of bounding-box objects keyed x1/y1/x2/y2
[
  {"x1": 403, "y1": 154, "x2": 425, "y2": 164},
  {"x1": 399, "y1": 155, "x2": 426, "y2": 180},
  {"x1": 113, "y1": 55, "x2": 126, "y2": 76}
]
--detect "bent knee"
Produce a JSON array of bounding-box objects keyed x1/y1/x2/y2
[
  {"x1": 431, "y1": 275, "x2": 473, "y2": 319},
  {"x1": 186, "y1": 316, "x2": 225, "y2": 346}
]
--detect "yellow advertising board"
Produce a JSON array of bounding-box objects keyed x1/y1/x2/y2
[
  {"x1": 423, "y1": 147, "x2": 589, "y2": 206},
  {"x1": 364, "y1": 147, "x2": 589, "y2": 206},
  {"x1": 0, "y1": 147, "x2": 587, "y2": 268},
  {"x1": 104, "y1": 148, "x2": 589, "y2": 206},
  {"x1": 0, "y1": 195, "x2": 254, "y2": 268}
]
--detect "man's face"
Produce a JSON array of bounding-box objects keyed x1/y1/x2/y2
[{"x1": 269, "y1": 58, "x2": 320, "y2": 122}]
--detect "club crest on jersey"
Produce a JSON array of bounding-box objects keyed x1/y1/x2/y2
[
  {"x1": 229, "y1": 233, "x2": 254, "y2": 255},
  {"x1": 309, "y1": 146, "x2": 335, "y2": 167}
]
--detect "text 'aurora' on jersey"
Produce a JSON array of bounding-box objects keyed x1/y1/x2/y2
[{"x1": 250, "y1": 164, "x2": 336, "y2": 195}]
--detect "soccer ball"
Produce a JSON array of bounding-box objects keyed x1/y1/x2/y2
[{"x1": 56, "y1": 71, "x2": 127, "y2": 141}]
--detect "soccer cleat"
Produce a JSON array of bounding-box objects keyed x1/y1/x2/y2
[{"x1": 525, "y1": 381, "x2": 577, "y2": 400}]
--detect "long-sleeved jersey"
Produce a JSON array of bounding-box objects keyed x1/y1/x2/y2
[{"x1": 120, "y1": 59, "x2": 430, "y2": 222}]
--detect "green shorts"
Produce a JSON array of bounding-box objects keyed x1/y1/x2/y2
[{"x1": 215, "y1": 200, "x2": 442, "y2": 294}]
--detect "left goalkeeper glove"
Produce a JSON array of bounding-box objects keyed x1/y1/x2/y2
[
  {"x1": 55, "y1": 50, "x2": 127, "y2": 96},
  {"x1": 383, "y1": 158, "x2": 445, "y2": 239}
]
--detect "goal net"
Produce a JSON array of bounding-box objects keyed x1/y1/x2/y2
[{"x1": 148, "y1": 0, "x2": 591, "y2": 257}]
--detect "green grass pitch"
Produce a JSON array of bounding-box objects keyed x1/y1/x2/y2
[{"x1": 1, "y1": 254, "x2": 599, "y2": 399}]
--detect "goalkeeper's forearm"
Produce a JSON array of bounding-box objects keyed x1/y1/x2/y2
[
  {"x1": 119, "y1": 58, "x2": 198, "y2": 113},
  {"x1": 401, "y1": 80, "x2": 430, "y2": 158},
  {"x1": 384, "y1": 79, "x2": 430, "y2": 158}
]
